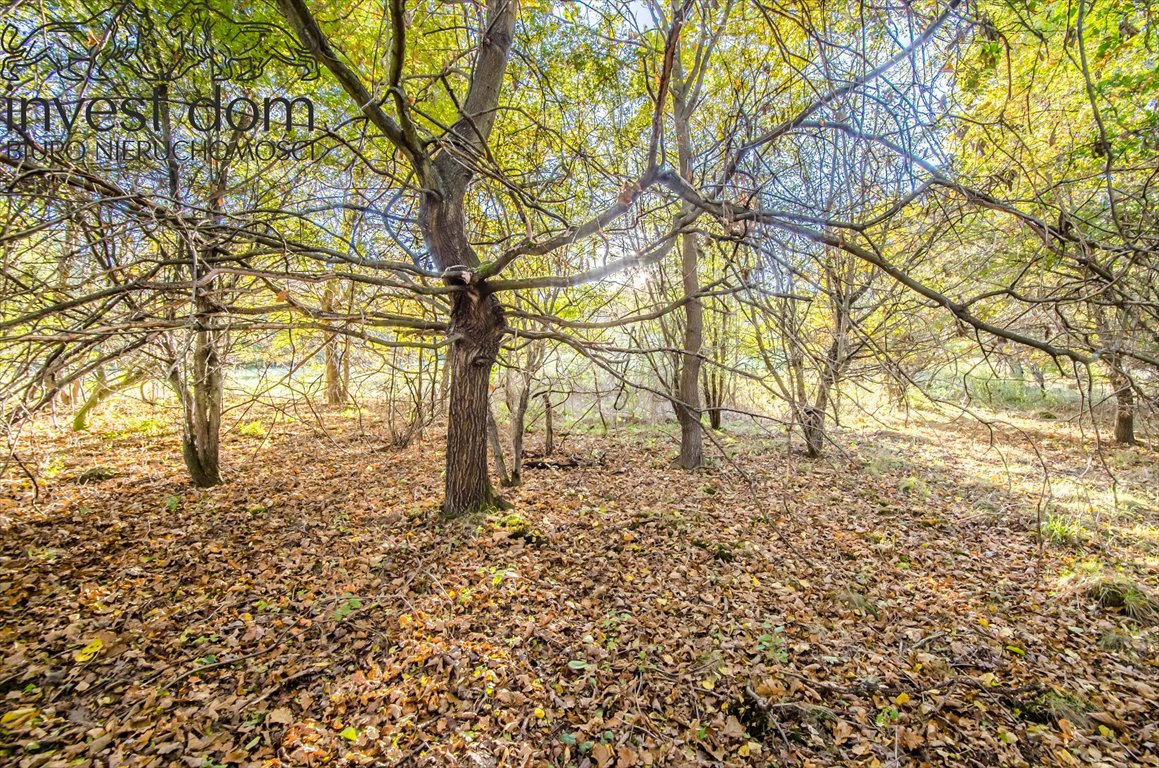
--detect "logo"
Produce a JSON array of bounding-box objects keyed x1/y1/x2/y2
[{"x1": 1, "y1": 1, "x2": 322, "y2": 167}]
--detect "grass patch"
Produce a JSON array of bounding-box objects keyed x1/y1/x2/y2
[
  {"x1": 1020, "y1": 688, "x2": 1091, "y2": 726},
  {"x1": 865, "y1": 449, "x2": 907, "y2": 477},
  {"x1": 237, "y1": 420, "x2": 268, "y2": 438},
  {"x1": 899, "y1": 476, "x2": 929, "y2": 498},
  {"x1": 1084, "y1": 577, "x2": 1157, "y2": 622},
  {"x1": 1041, "y1": 510, "x2": 1088, "y2": 546}
]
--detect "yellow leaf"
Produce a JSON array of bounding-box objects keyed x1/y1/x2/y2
[
  {"x1": 895, "y1": 692, "x2": 911, "y2": 706},
  {"x1": 74, "y1": 638, "x2": 103, "y2": 663},
  {"x1": 534, "y1": 706, "x2": 546, "y2": 719},
  {"x1": 701, "y1": 678, "x2": 715, "y2": 690},
  {"x1": 737, "y1": 743, "x2": 751, "y2": 757},
  {"x1": 1, "y1": 708, "x2": 37, "y2": 727},
  {"x1": 1098, "y1": 724, "x2": 1115, "y2": 739}
]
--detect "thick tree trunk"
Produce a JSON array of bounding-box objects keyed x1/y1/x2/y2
[
  {"x1": 442, "y1": 286, "x2": 507, "y2": 516},
  {"x1": 802, "y1": 361, "x2": 834, "y2": 459},
  {"x1": 1111, "y1": 370, "x2": 1136, "y2": 445},
  {"x1": 802, "y1": 388, "x2": 830, "y2": 459},
  {"x1": 182, "y1": 320, "x2": 223, "y2": 487}
]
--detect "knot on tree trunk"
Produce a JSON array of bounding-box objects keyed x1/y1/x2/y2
[{"x1": 451, "y1": 287, "x2": 506, "y2": 366}]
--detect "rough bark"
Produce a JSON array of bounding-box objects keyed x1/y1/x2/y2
[
  {"x1": 672, "y1": 65, "x2": 703, "y2": 469},
  {"x1": 487, "y1": 406, "x2": 511, "y2": 487},
  {"x1": 181, "y1": 313, "x2": 223, "y2": 487},
  {"x1": 1110, "y1": 367, "x2": 1136, "y2": 445},
  {"x1": 442, "y1": 286, "x2": 507, "y2": 515},
  {"x1": 543, "y1": 392, "x2": 555, "y2": 456},
  {"x1": 322, "y1": 283, "x2": 346, "y2": 406}
]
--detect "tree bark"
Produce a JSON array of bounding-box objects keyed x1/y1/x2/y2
[
  {"x1": 508, "y1": 380, "x2": 529, "y2": 486},
  {"x1": 322, "y1": 283, "x2": 346, "y2": 406},
  {"x1": 672, "y1": 63, "x2": 703, "y2": 469},
  {"x1": 72, "y1": 367, "x2": 146, "y2": 432},
  {"x1": 802, "y1": 382, "x2": 831, "y2": 459},
  {"x1": 543, "y1": 392, "x2": 555, "y2": 456},
  {"x1": 182, "y1": 313, "x2": 223, "y2": 487},
  {"x1": 1110, "y1": 368, "x2": 1136, "y2": 445},
  {"x1": 442, "y1": 287, "x2": 507, "y2": 515},
  {"x1": 487, "y1": 406, "x2": 511, "y2": 487}
]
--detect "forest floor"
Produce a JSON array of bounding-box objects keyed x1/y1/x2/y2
[{"x1": 1, "y1": 406, "x2": 1158, "y2": 768}]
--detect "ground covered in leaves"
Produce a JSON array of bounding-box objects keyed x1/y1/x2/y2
[{"x1": 2, "y1": 407, "x2": 1158, "y2": 767}]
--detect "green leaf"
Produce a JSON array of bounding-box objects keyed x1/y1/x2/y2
[
  {"x1": 567, "y1": 659, "x2": 589, "y2": 670},
  {"x1": 339, "y1": 726, "x2": 358, "y2": 741}
]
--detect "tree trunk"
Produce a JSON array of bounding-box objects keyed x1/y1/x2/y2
[
  {"x1": 801, "y1": 406, "x2": 825, "y2": 458},
  {"x1": 73, "y1": 367, "x2": 146, "y2": 431},
  {"x1": 322, "y1": 283, "x2": 346, "y2": 406},
  {"x1": 442, "y1": 284, "x2": 507, "y2": 516},
  {"x1": 707, "y1": 407, "x2": 722, "y2": 430},
  {"x1": 508, "y1": 381, "x2": 529, "y2": 486},
  {"x1": 802, "y1": 374, "x2": 832, "y2": 459},
  {"x1": 543, "y1": 392, "x2": 555, "y2": 456},
  {"x1": 1111, "y1": 369, "x2": 1136, "y2": 445},
  {"x1": 672, "y1": 71, "x2": 703, "y2": 469},
  {"x1": 487, "y1": 406, "x2": 511, "y2": 487},
  {"x1": 675, "y1": 224, "x2": 704, "y2": 469},
  {"x1": 182, "y1": 318, "x2": 223, "y2": 487},
  {"x1": 1031, "y1": 365, "x2": 1046, "y2": 394}
]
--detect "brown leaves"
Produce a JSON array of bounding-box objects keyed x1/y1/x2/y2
[{"x1": 2, "y1": 413, "x2": 1158, "y2": 766}]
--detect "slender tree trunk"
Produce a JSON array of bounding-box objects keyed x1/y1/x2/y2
[
  {"x1": 543, "y1": 392, "x2": 555, "y2": 456},
  {"x1": 675, "y1": 224, "x2": 704, "y2": 468},
  {"x1": 487, "y1": 406, "x2": 511, "y2": 487},
  {"x1": 673, "y1": 76, "x2": 703, "y2": 469},
  {"x1": 322, "y1": 283, "x2": 346, "y2": 406},
  {"x1": 508, "y1": 381, "x2": 529, "y2": 486},
  {"x1": 72, "y1": 367, "x2": 146, "y2": 431}
]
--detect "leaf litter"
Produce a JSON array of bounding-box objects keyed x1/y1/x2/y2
[{"x1": 1, "y1": 411, "x2": 1157, "y2": 767}]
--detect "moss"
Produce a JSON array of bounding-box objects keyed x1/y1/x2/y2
[
  {"x1": 499, "y1": 513, "x2": 545, "y2": 544},
  {"x1": 833, "y1": 587, "x2": 880, "y2": 618},
  {"x1": 75, "y1": 466, "x2": 119, "y2": 484}
]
